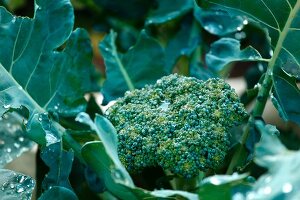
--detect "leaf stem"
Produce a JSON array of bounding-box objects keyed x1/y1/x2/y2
[{"x1": 227, "y1": 0, "x2": 300, "y2": 174}]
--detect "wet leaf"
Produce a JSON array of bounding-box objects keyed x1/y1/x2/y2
[
  {"x1": 0, "y1": 1, "x2": 95, "y2": 117},
  {"x1": 0, "y1": 113, "x2": 33, "y2": 167},
  {"x1": 201, "y1": 0, "x2": 300, "y2": 124},
  {"x1": 0, "y1": 169, "x2": 35, "y2": 200},
  {"x1": 194, "y1": 5, "x2": 247, "y2": 36},
  {"x1": 198, "y1": 173, "x2": 251, "y2": 200},
  {"x1": 235, "y1": 121, "x2": 300, "y2": 200}
]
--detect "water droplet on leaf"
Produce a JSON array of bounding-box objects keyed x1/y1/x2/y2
[{"x1": 3, "y1": 104, "x2": 10, "y2": 109}]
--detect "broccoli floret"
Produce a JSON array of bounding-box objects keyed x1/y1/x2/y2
[{"x1": 106, "y1": 74, "x2": 247, "y2": 178}]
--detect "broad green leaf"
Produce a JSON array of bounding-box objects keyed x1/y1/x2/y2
[
  {"x1": 237, "y1": 121, "x2": 300, "y2": 200},
  {"x1": 198, "y1": 173, "x2": 251, "y2": 200},
  {"x1": 0, "y1": 0, "x2": 95, "y2": 117},
  {"x1": 81, "y1": 141, "x2": 198, "y2": 200},
  {"x1": 39, "y1": 186, "x2": 78, "y2": 200},
  {"x1": 206, "y1": 38, "x2": 263, "y2": 73},
  {"x1": 146, "y1": 0, "x2": 193, "y2": 25},
  {"x1": 75, "y1": 113, "x2": 133, "y2": 186},
  {"x1": 194, "y1": 5, "x2": 247, "y2": 36},
  {"x1": 99, "y1": 30, "x2": 167, "y2": 103},
  {"x1": 201, "y1": 0, "x2": 300, "y2": 124},
  {"x1": 0, "y1": 113, "x2": 33, "y2": 167},
  {"x1": 40, "y1": 142, "x2": 74, "y2": 191},
  {"x1": 0, "y1": 169, "x2": 35, "y2": 200},
  {"x1": 165, "y1": 19, "x2": 201, "y2": 72},
  {"x1": 272, "y1": 69, "x2": 300, "y2": 125}
]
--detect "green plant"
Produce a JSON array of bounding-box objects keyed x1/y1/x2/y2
[
  {"x1": 0, "y1": 0, "x2": 300, "y2": 200},
  {"x1": 106, "y1": 74, "x2": 247, "y2": 178}
]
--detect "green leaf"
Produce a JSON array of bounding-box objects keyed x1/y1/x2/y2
[
  {"x1": 40, "y1": 142, "x2": 74, "y2": 191},
  {"x1": 240, "y1": 120, "x2": 300, "y2": 200},
  {"x1": 272, "y1": 69, "x2": 300, "y2": 125},
  {"x1": 201, "y1": 0, "x2": 300, "y2": 124},
  {"x1": 78, "y1": 113, "x2": 198, "y2": 200},
  {"x1": 198, "y1": 173, "x2": 251, "y2": 200},
  {"x1": 165, "y1": 19, "x2": 201, "y2": 72},
  {"x1": 0, "y1": 1, "x2": 95, "y2": 117},
  {"x1": 76, "y1": 113, "x2": 133, "y2": 186},
  {"x1": 206, "y1": 38, "x2": 263, "y2": 73},
  {"x1": 81, "y1": 141, "x2": 198, "y2": 200},
  {"x1": 0, "y1": 113, "x2": 33, "y2": 167},
  {"x1": 146, "y1": 0, "x2": 194, "y2": 25},
  {"x1": 39, "y1": 186, "x2": 78, "y2": 200},
  {"x1": 100, "y1": 30, "x2": 167, "y2": 102},
  {"x1": 194, "y1": 5, "x2": 247, "y2": 36},
  {"x1": 0, "y1": 169, "x2": 35, "y2": 200}
]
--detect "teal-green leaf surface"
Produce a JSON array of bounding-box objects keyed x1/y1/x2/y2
[
  {"x1": 206, "y1": 38, "x2": 262, "y2": 73},
  {"x1": 0, "y1": 169, "x2": 35, "y2": 200},
  {"x1": 0, "y1": 113, "x2": 33, "y2": 167},
  {"x1": 194, "y1": 5, "x2": 246, "y2": 36},
  {"x1": 0, "y1": 0, "x2": 95, "y2": 117},
  {"x1": 39, "y1": 186, "x2": 78, "y2": 200},
  {"x1": 78, "y1": 113, "x2": 198, "y2": 200},
  {"x1": 239, "y1": 121, "x2": 300, "y2": 200},
  {"x1": 198, "y1": 173, "x2": 250, "y2": 200},
  {"x1": 41, "y1": 142, "x2": 74, "y2": 191},
  {"x1": 146, "y1": 0, "x2": 193, "y2": 25},
  {"x1": 201, "y1": 0, "x2": 300, "y2": 124},
  {"x1": 100, "y1": 30, "x2": 167, "y2": 103},
  {"x1": 272, "y1": 68, "x2": 300, "y2": 125}
]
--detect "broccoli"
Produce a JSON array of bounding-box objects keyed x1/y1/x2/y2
[{"x1": 106, "y1": 74, "x2": 247, "y2": 178}]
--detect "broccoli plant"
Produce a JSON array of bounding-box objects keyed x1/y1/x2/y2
[
  {"x1": 107, "y1": 74, "x2": 247, "y2": 178},
  {"x1": 0, "y1": 0, "x2": 300, "y2": 200}
]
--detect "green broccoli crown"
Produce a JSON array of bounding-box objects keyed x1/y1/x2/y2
[{"x1": 106, "y1": 74, "x2": 247, "y2": 178}]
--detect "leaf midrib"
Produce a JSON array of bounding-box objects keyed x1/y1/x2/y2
[
  {"x1": 0, "y1": 63, "x2": 44, "y2": 114},
  {"x1": 268, "y1": 0, "x2": 300, "y2": 73},
  {"x1": 109, "y1": 33, "x2": 135, "y2": 91}
]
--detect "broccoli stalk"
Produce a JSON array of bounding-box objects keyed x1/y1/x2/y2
[{"x1": 106, "y1": 74, "x2": 247, "y2": 189}]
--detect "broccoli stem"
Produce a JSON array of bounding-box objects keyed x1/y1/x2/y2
[
  {"x1": 166, "y1": 170, "x2": 205, "y2": 191},
  {"x1": 226, "y1": 60, "x2": 273, "y2": 174}
]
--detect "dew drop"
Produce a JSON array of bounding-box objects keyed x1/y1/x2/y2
[
  {"x1": 263, "y1": 186, "x2": 272, "y2": 194},
  {"x1": 12, "y1": 16, "x2": 16, "y2": 23},
  {"x1": 14, "y1": 143, "x2": 20, "y2": 149},
  {"x1": 18, "y1": 85, "x2": 23, "y2": 90},
  {"x1": 18, "y1": 137, "x2": 24, "y2": 142},
  {"x1": 10, "y1": 183, "x2": 15, "y2": 189},
  {"x1": 218, "y1": 24, "x2": 223, "y2": 30},
  {"x1": 148, "y1": 20, "x2": 153, "y2": 24},
  {"x1": 54, "y1": 105, "x2": 58, "y2": 110},
  {"x1": 3, "y1": 104, "x2": 11, "y2": 109},
  {"x1": 237, "y1": 26, "x2": 243, "y2": 31},
  {"x1": 18, "y1": 176, "x2": 26, "y2": 184},
  {"x1": 38, "y1": 117, "x2": 42, "y2": 121},
  {"x1": 104, "y1": 47, "x2": 109, "y2": 51},
  {"x1": 282, "y1": 183, "x2": 293, "y2": 193},
  {"x1": 243, "y1": 19, "x2": 248, "y2": 25},
  {"x1": 6, "y1": 148, "x2": 12, "y2": 153},
  {"x1": 16, "y1": 187, "x2": 24, "y2": 193}
]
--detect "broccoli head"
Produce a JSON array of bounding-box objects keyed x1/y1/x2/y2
[{"x1": 106, "y1": 74, "x2": 247, "y2": 178}]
